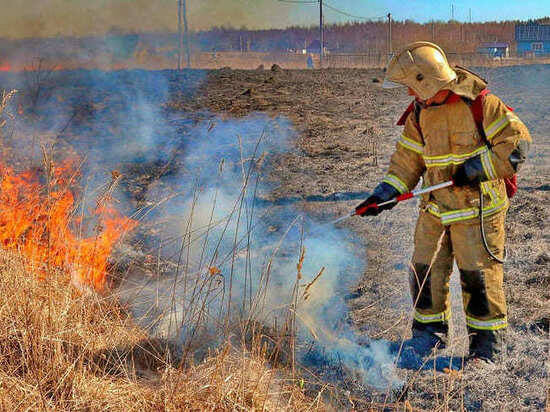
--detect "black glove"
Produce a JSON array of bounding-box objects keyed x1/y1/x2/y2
[
  {"x1": 355, "y1": 182, "x2": 399, "y2": 217},
  {"x1": 452, "y1": 155, "x2": 487, "y2": 187}
]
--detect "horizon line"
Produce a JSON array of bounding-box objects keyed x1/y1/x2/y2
[{"x1": 1, "y1": 16, "x2": 548, "y2": 41}]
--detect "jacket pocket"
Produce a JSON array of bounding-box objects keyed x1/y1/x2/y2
[{"x1": 451, "y1": 131, "x2": 478, "y2": 147}]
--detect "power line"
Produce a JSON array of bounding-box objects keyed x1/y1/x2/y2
[
  {"x1": 323, "y1": 2, "x2": 385, "y2": 21},
  {"x1": 274, "y1": 0, "x2": 384, "y2": 21},
  {"x1": 275, "y1": 0, "x2": 318, "y2": 4}
]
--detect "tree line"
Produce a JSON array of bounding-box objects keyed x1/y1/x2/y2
[{"x1": 193, "y1": 18, "x2": 549, "y2": 54}]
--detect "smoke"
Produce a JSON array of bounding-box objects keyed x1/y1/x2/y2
[
  {"x1": 114, "y1": 110, "x2": 403, "y2": 391},
  {"x1": 0, "y1": 68, "x2": 403, "y2": 391},
  {"x1": 1, "y1": 0, "x2": 303, "y2": 39}
]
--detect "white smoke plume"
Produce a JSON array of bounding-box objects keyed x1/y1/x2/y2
[
  {"x1": 116, "y1": 111, "x2": 402, "y2": 391},
  {"x1": 0, "y1": 68, "x2": 403, "y2": 391}
]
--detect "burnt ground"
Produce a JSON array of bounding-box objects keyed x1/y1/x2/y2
[
  {"x1": 180, "y1": 66, "x2": 549, "y2": 410},
  {"x1": 1, "y1": 64, "x2": 548, "y2": 410}
]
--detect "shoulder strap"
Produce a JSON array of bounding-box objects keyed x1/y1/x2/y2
[
  {"x1": 469, "y1": 90, "x2": 518, "y2": 198},
  {"x1": 468, "y1": 89, "x2": 490, "y2": 146},
  {"x1": 397, "y1": 101, "x2": 415, "y2": 126},
  {"x1": 471, "y1": 89, "x2": 489, "y2": 137},
  {"x1": 469, "y1": 88, "x2": 515, "y2": 144},
  {"x1": 397, "y1": 100, "x2": 424, "y2": 140}
]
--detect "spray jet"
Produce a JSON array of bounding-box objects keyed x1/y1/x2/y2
[{"x1": 330, "y1": 180, "x2": 454, "y2": 225}]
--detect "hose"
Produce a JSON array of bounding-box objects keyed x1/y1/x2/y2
[{"x1": 478, "y1": 185, "x2": 507, "y2": 264}]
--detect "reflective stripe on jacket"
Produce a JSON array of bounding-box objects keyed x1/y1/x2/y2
[{"x1": 386, "y1": 68, "x2": 532, "y2": 225}]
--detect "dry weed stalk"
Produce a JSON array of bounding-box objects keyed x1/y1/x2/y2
[
  {"x1": 0, "y1": 250, "x2": 326, "y2": 411},
  {"x1": 96, "y1": 169, "x2": 123, "y2": 209},
  {"x1": 303, "y1": 267, "x2": 326, "y2": 301},
  {"x1": 384, "y1": 230, "x2": 448, "y2": 407},
  {"x1": 23, "y1": 57, "x2": 57, "y2": 109},
  {"x1": 0, "y1": 89, "x2": 17, "y2": 129}
]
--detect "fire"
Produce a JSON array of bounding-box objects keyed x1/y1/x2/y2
[
  {"x1": 0, "y1": 63, "x2": 11, "y2": 72},
  {"x1": 0, "y1": 160, "x2": 136, "y2": 290},
  {"x1": 208, "y1": 266, "x2": 221, "y2": 276}
]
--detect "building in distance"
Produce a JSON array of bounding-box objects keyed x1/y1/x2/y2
[
  {"x1": 477, "y1": 42, "x2": 510, "y2": 58},
  {"x1": 515, "y1": 22, "x2": 550, "y2": 56}
]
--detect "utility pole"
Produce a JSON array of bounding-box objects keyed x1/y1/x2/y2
[
  {"x1": 387, "y1": 13, "x2": 392, "y2": 58},
  {"x1": 177, "y1": 0, "x2": 182, "y2": 70},
  {"x1": 319, "y1": 0, "x2": 323, "y2": 68},
  {"x1": 182, "y1": 0, "x2": 191, "y2": 68},
  {"x1": 451, "y1": 3, "x2": 454, "y2": 20}
]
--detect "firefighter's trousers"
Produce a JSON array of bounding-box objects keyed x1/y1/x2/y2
[{"x1": 410, "y1": 210, "x2": 507, "y2": 339}]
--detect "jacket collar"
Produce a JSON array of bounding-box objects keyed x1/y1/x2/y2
[
  {"x1": 446, "y1": 66, "x2": 488, "y2": 100},
  {"x1": 414, "y1": 91, "x2": 462, "y2": 109}
]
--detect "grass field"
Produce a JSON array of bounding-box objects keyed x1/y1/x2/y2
[{"x1": 0, "y1": 63, "x2": 548, "y2": 410}]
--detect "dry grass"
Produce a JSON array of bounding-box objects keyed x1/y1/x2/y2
[
  {"x1": 0, "y1": 250, "x2": 327, "y2": 411},
  {"x1": 0, "y1": 87, "x2": 329, "y2": 411},
  {"x1": 3, "y1": 63, "x2": 547, "y2": 410},
  {"x1": 0, "y1": 87, "x2": 331, "y2": 411}
]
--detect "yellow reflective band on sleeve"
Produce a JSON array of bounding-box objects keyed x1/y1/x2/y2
[
  {"x1": 488, "y1": 185, "x2": 498, "y2": 202},
  {"x1": 482, "y1": 181, "x2": 498, "y2": 203},
  {"x1": 480, "y1": 149, "x2": 497, "y2": 180},
  {"x1": 414, "y1": 309, "x2": 451, "y2": 324},
  {"x1": 484, "y1": 113, "x2": 517, "y2": 140},
  {"x1": 466, "y1": 316, "x2": 508, "y2": 331},
  {"x1": 398, "y1": 134, "x2": 424, "y2": 154},
  {"x1": 423, "y1": 146, "x2": 487, "y2": 168},
  {"x1": 382, "y1": 174, "x2": 408, "y2": 194},
  {"x1": 480, "y1": 181, "x2": 489, "y2": 195},
  {"x1": 507, "y1": 112, "x2": 520, "y2": 124}
]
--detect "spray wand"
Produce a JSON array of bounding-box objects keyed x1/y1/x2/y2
[{"x1": 330, "y1": 180, "x2": 454, "y2": 225}]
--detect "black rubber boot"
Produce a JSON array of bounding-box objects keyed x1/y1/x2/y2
[
  {"x1": 390, "y1": 322, "x2": 448, "y2": 369},
  {"x1": 468, "y1": 328, "x2": 506, "y2": 363}
]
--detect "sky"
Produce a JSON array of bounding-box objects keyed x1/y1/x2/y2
[{"x1": 1, "y1": 0, "x2": 548, "y2": 39}]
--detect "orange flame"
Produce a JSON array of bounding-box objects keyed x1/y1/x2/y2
[
  {"x1": 208, "y1": 266, "x2": 221, "y2": 276},
  {"x1": 0, "y1": 63, "x2": 11, "y2": 72},
  {"x1": 0, "y1": 160, "x2": 136, "y2": 290}
]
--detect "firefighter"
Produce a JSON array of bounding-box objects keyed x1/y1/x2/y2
[
  {"x1": 307, "y1": 53, "x2": 314, "y2": 69},
  {"x1": 356, "y1": 42, "x2": 531, "y2": 363}
]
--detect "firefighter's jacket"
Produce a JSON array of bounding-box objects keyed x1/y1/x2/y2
[{"x1": 384, "y1": 68, "x2": 532, "y2": 225}]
